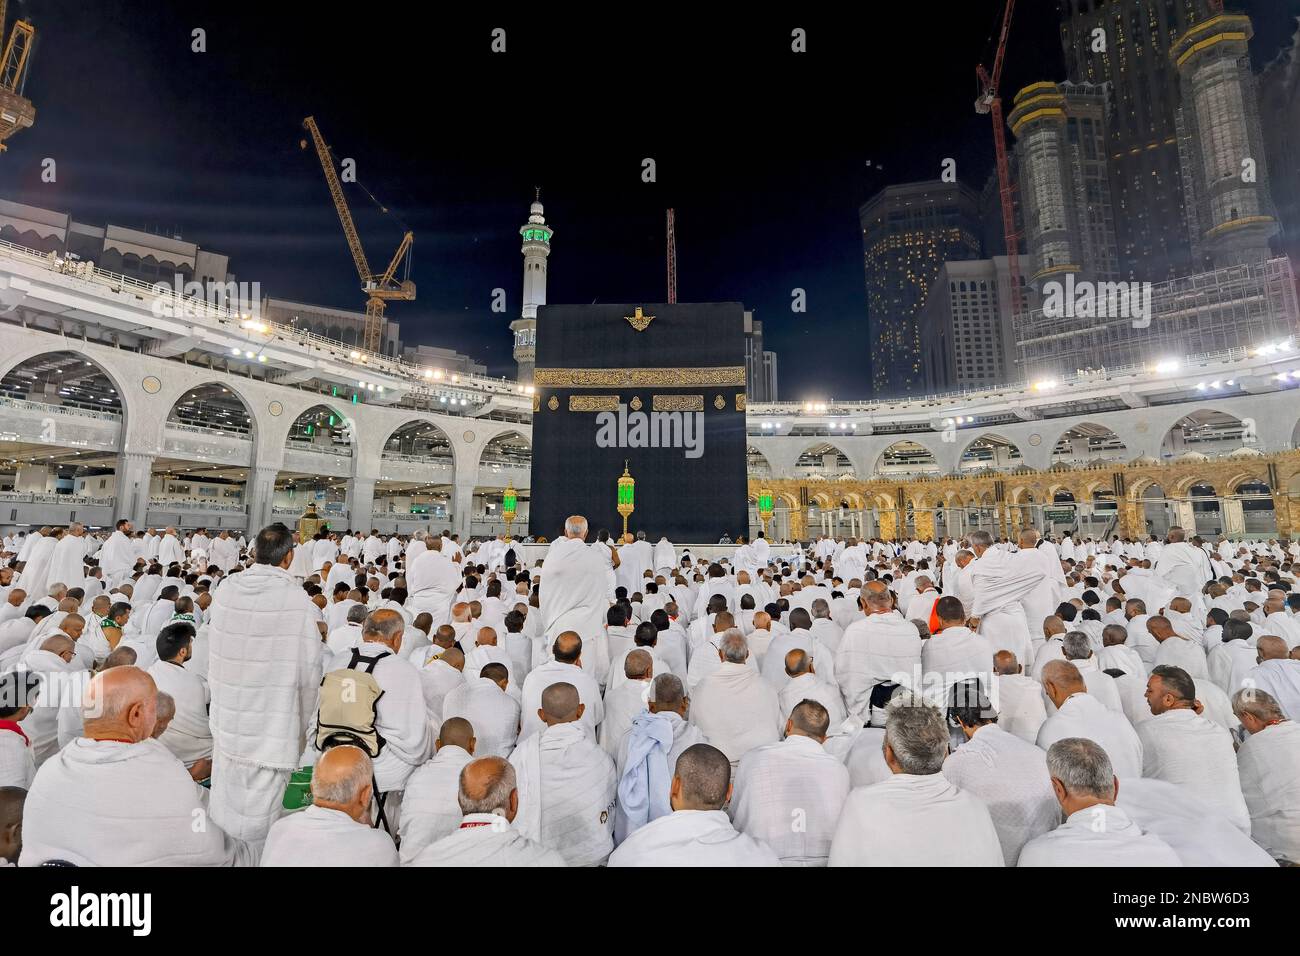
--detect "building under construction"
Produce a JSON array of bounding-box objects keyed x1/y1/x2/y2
[{"x1": 1015, "y1": 255, "x2": 1300, "y2": 378}]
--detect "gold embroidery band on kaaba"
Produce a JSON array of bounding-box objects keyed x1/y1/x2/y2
[
  {"x1": 533, "y1": 366, "x2": 746, "y2": 388},
  {"x1": 652, "y1": 394, "x2": 704, "y2": 412},
  {"x1": 568, "y1": 395, "x2": 620, "y2": 412}
]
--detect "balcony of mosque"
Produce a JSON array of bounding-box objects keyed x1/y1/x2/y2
[
  {"x1": 0, "y1": 395, "x2": 121, "y2": 453},
  {"x1": 0, "y1": 491, "x2": 116, "y2": 529}
]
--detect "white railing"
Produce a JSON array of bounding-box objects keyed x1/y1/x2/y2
[
  {"x1": 148, "y1": 499, "x2": 247, "y2": 513},
  {"x1": 165, "y1": 420, "x2": 253, "y2": 440},
  {"x1": 284, "y1": 439, "x2": 353, "y2": 458},
  {"x1": 379, "y1": 452, "x2": 454, "y2": 466},
  {"x1": 0, "y1": 237, "x2": 530, "y2": 404},
  {"x1": 0, "y1": 395, "x2": 122, "y2": 422},
  {"x1": 0, "y1": 491, "x2": 115, "y2": 505}
]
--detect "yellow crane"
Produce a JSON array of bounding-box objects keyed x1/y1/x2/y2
[
  {"x1": 0, "y1": 0, "x2": 36, "y2": 152},
  {"x1": 301, "y1": 115, "x2": 414, "y2": 354}
]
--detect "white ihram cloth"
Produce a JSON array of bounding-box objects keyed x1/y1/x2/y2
[
  {"x1": 156, "y1": 533, "x2": 184, "y2": 566},
  {"x1": 920, "y1": 626, "x2": 994, "y2": 706},
  {"x1": 829, "y1": 772, "x2": 1005, "y2": 867},
  {"x1": 1245, "y1": 660, "x2": 1300, "y2": 721},
  {"x1": 730, "y1": 734, "x2": 850, "y2": 866},
  {"x1": 1154, "y1": 541, "x2": 1211, "y2": 604},
  {"x1": 15, "y1": 648, "x2": 82, "y2": 767},
  {"x1": 690, "y1": 662, "x2": 783, "y2": 765},
  {"x1": 1237, "y1": 720, "x2": 1300, "y2": 862},
  {"x1": 260, "y1": 804, "x2": 397, "y2": 867},
  {"x1": 609, "y1": 809, "x2": 780, "y2": 867},
  {"x1": 207, "y1": 563, "x2": 324, "y2": 842},
  {"x1": 600, "y1": 679, "x2": 651, "y2": 760},
  {"x1": 1097, "y1": 642, "x2": 1147, "y2": 679},
  {"x1": 970, "y1": 547, "x2": 1043, "y2": 664},
  {"x1": 541, "y1": 536, "x2": 610, "y2": 647},
  {"x1": 405, "y1": 549, "x2": 461, "y2": 628},
  {"x1": 834, "y1": 611, "x2": 922, "y2": 723},
  {"x1": 210, "y1": 536, "x2": 241, "y2": 573},
  {"x1": 415, "y1": 656, "x2": 465, "y2": 718},
  {"x1": 614, "y1": 710, "x2": 673, "y2": 842},
  {"x1": 778, "y1": 672, "x2": 846, "y2": 727},
  {"x1": 97, "y1": 530, "x2": 135, "y2": 587},
  {"x1": 991, "y1": 673, "x2": 1048, "y2": 744},
  {"x1": 942, "y1": 724, "x2": 1060, "y2": 865},
  {"x1": 760, "y1": 628, "x2": 839, "y2": 694},
  {"x1": 19, "y1": 738, "x2": 252, "y2": 867},
  {"x1": 440, "y1": 677, "x2": 520, "y2": 757},
  {"x1": 17, "y1": 534, "x2": 58, "y2": 599},
  {"x1": 1014, "y1": 544, "x2": 1065, "y2": 639},
  {"x1": 1135, "y1": 710, "x2": 1247, "y2": 832},
  {"x1": 398, "y1": 743, "x2": 475, "y2": 865},
  {"x1": 614, "y1": 710, "x2": 707, "y2": 783},
  {"x1": 653, "y1": 537, "x2": 677, "y2": 573},
  {"x1": 147, "y1": 659, "x2": 213, "y2": 765},
  {"x1": 1117, "y1": 777, "x2": 1277, "y2": 867},
  {"x1": 509, "y1": 721, "x2": 617, "y2": 866},
  {"x1": 0, "y1": 724, "x2": 35, "y2": 789},
  {"x1": 1153, "y1": 634, "x2": 1208, "y2": 680},
  {"x1": 1036, "y1": 692, "x2": 1144, "y2": 780},
  {"x1": 615, "y1": 540, "x2": 654, "y2": 596},
  {"x1": 1016, "y1": 803, "x2": 1181, "y2": 867},
  {"x1": 1208, "y1": 640, "x2": 1258, "y2": 695},
  {"x1": 519, "y1": 659, "x2": 603, "y2": 742},
  {"x1": 1044, "y1": 656, "x2": 1123, "y2": 716},
  {"x1": 408, "y1": 813, "x2": 567, "y2": 866}
]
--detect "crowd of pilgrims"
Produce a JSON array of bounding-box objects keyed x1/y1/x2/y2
[{"x1": 0, "y1": 517, "x2": 1298, "y2": 867}]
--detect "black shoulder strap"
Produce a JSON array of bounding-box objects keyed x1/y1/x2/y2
[{"x1": 348, "y1": 646, "x2": 392, "y2": 674}]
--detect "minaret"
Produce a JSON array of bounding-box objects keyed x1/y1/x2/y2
[{"x1": 510, "y1": 190, "x2": 552, "y2": 384}]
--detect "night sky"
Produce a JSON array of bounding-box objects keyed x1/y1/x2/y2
[{"x1": 4, "y1": 1, "x2": 1299, "y2": 397}]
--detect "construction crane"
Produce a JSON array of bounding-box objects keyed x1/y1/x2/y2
[
  {"x1": 666, "y1": 208, "x2": 677, "y2": 304},
  {"x1": 975, "y1": 0, "x2": 1022, "y2": 321},
  {"x1": 0, "y1": 0, "x2": 36, "y2": 152},
  {"x1": 301, "y1": 116, "x2": 414, "y2": 354}
]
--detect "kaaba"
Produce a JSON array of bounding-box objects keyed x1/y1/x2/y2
[{"x1": 529, "y1": 302, "x2": 749, "y2": 542}]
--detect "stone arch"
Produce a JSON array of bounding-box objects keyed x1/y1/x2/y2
[
  {"x1": 747, "y1": 445, "x2": 773, "y2": 479},
  {"x1": 873, "y1": 439, "x2": 940, "y2": 477},
  {"x1": 958, "y1": 433, "x2": 1024, "y2": 472},
  {"x1": 795, "y1": 441, "x2": 851, "y2": 476},
  {"x1": 163, "y1": 380, "x2": 258, "y2": 441},
  {"x1": 1051, "y1": 421, "x2": 1127, "y2": 465},
  {"x1": 477, "y1": 430, "x2": 532, "y2": 489},
  {"x1": 1160, "y1": 408, "x2": 1249, "y2": 459}
]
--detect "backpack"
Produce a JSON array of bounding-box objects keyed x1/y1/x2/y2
[{"x1": 315, "y1": 646, "x2": 390, "y2": 757}]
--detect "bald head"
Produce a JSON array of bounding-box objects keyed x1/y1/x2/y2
[
  {"x1": 436, "y1": 716, "x2": 476, "y2": 753},
  {"x1": 860, "y1": 580, "x2": 892, "y2": 611},
  {"x1": 788, "y1": 699, "x2": 831, "y2": 741},
  {"x1": 785, "y1": 647, "x2": 812, "y2": 677},
  {"x1": 1257, "y1": 634, "x2": 1288, "y2": 661},
  {"x1": 1040, "y1": 659, "x2": 1085, "y2": 707},
  {"x1": 312, "y1": 745, "x2": 374, "y2": 819},
  {"x1": 553, "y1": 631, "x2": 583, "y2": 664},
  {"x1": 40, "y1": 634, "x2": 75, "y2": 661},
  {"x1": 459, "y1": 756, "x2": 518, "y2": 819},
  {"x1": 671, "y1": 743, "x2": 732, "y2": 811},
  {"x1": 1043, "y1": 616, "x2": 1066, "y2": 638},
  {"x1": 440, "y1": 647, "x2": 465, "y2": 671},
  {"x1": 102, "y1": 645, "x2": 138, "y2": 669},
  {"x1": 82, "y1": 666, "x2": 158, "y2": 742},
  {"x1": 625, "y1": 648, "x2": 653, "y2": 680},
  {"x1": 539, "y1": 681, "x2": 582, "y2": 724},
  {"x1": 993, "y1": 650, "x2": 1020, "y2": 675}
]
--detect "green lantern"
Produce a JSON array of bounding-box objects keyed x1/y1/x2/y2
[{"x1": 617, "y1": 461, "x2": 635, "y2": 536}]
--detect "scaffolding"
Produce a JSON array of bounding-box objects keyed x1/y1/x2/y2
[{"x1": 1015, "y1": 256, "x2": 1300, "y2": 378}]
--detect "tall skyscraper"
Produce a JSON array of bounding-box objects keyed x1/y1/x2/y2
[
  {"x1": 916, "y1": 257, "x2": 1018, "y2": 393},
  {"x1": 743, "y1": 311, "x2": 779, "y2": 402},
  {"x1": 1057, "y1": 0, "x2": 1215, "y2": 280},
  {"x1": 510, "y1": 194, "x2": 552, "y2": 383},
  {"x1": 1257, "y1": 21, "x2": 1300, "y2": 266},
  {"x1": 860, "y1": 180, "x2": 982, "y2": 398},
  {"x1": 1009, "y1": 81, "x2": 1120, "y2": 285},
  {"x1": 1172, "y1": 13, "x2": 1280, "y2": 269}
]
